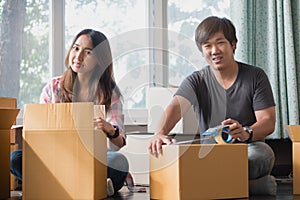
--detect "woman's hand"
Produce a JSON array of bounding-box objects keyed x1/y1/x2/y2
[
  {"x1": 148, "y1": 133, "x2": 176, "y2": 157},
  {"x1": 94, "y1": 117, "x2": 115, "y2": 137},
  {"x1": 94, "y1": 117, "x2": 125, "y2": 149}
]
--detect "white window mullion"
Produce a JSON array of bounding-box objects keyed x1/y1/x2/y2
[
  {"x1": 49, "y1": 0, "x2": 65, "y2": 77},
  {"x1": 148, "y1": 0, "x2": 168, "y2": 87}
]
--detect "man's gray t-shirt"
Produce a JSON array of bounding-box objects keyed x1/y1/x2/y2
[{"x1": 175, "y1": 62, "x2": 275, "y2": 134}]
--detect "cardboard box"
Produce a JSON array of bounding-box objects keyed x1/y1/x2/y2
[
  {"x1": 0, "y1": 97, "x2": 20, "y2": 199},
  {"x1": 0, "y1": 97, "x2": 18, "y2": 144},
  {"x1": 0, "y1": 97, "x2": 20, "y2": 194},
  {"x1": 150, "y1": 144, "x2": 248, "y2": 199},
  {"x1": 285, "y1": 125, "x2": 300, "y2": 194},
  {"x1": 23, "y1": 103, "x2": 107, "y2": 200}
]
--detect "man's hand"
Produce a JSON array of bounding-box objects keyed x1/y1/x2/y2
[
  {"x1": 222, "y1": 118, "x2": 250, "y2": 142},
  {"x1": 148, "y1": 134, "x2": 176, "y2": 157}
]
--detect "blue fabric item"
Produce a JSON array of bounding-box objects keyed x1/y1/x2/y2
[
  {"x1": 107, "y1": 151, "x2": 129, "y2": 192},
  {"x1": 10, "y1": 149, "x2": 22, "y2": 182}
]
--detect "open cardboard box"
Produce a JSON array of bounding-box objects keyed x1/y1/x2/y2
[
  {"x1": 22, "y1": 102, "x2": 107, "y2": 199},
  {"x1": 0, "y1": 97, "x2": 20, "y2": 199},
  {"x1": 150, "y1": 144, "x2": 248, "y2": 199},
  {"x1": 1, "y1": 97, "x2": 25, "y2": 191},
  {"x1": 285, "y1": 125, "x2": 300, "y2": 194}
]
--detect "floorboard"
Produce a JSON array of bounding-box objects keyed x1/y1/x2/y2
[{"x1": 9, "y1": 178, "x2": 299, "y2": 199}]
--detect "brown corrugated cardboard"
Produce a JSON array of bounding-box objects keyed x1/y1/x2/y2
[
  {"x1": 0, "y1": 97, "x2": 19, "y2": 194},
  {"x1": 284, "y1": 125, "x2": 300, "y2": 194},
  {"x1": 11, "y1": 125, "x2": 23, "y2": 148},
  {"x1": 0, "y1": 97, "x2": 17, "y2": 108},
  {"x1": 94, "y1": 105, "x2": 106, "y2": 119},
  {"x1": 23, "y1": 103, "x2": 107, "y2": 199},
  {"x1": 0, "y1": 128, "x2": 11, "y2": 199},
  {"x1": 150, "y1": 144, "x2": 248, "y2": 199},
  {"x1": 0, "y1": 97, "x2": 20, "y2": 199},
  {"x1": 0, "y1": 98, "x2": 20, "y2": 146},
  {"x1": 0, "y1": 109, "x2": 20, "y2": 129}
]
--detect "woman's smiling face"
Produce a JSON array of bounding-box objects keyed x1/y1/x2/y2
[{"x1": 69, "y1": 34, "x2": 98, "y2": 75}]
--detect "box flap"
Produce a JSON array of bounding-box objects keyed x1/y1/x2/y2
[
  {"x1": 0, "y1": 109, "x2": 20, "y2": 129},
  {"x1": 0, "y1": 97, "x2": 16, "y2": 108},
  {"x1": 23, "y1": 103, "x2": 94, "y2": 131},
  {"x1": 284, "y1": 125, "x2": 300, "y2": 142}
]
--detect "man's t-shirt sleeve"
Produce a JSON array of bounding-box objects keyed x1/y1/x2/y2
[
  {"x1": 175, "y1": 72, "x2": 199, "y2": 106},
  {"x1": 253, "y1": 68, "x2": 276, "y2": 111}
]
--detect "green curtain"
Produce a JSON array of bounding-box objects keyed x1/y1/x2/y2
[{"x1": 230, "y1": 0, "x2": 300, "y2": 139}]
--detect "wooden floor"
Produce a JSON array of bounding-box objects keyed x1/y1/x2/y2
[{"x1": 9, "y1": 178, "x2": 298, "y2": 200}]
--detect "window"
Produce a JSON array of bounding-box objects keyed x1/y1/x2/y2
[
  {"x1": 0, "y1": 0, "x2": 50, "y2": 110},
  {"x1": 167, "y1": 0, "x2": 230, "y2": 86},
  {"x1": 65, "y1": 0, "x2": 149, "y2": 109},
  {"x1": 0, "y1": 0, "x2": 230, "y2": 116}
]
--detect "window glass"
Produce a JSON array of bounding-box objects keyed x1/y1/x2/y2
[
  {"x1": 65, "y1": 0, "x2": 148, "y2": 109},
  {"x1": 0, "y1": 0, "x2": 50, "y2": 109},
  {"x1": 167, "y1": 0, "x2": 230, "y2": 86},
  {"x1": 0, "y1": 0, "x2": 231, "y2": 112}
]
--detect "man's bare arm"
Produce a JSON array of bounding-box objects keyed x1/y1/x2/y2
[{"x1": 149, "y1": 95, "x2": 192, "y2": 156}]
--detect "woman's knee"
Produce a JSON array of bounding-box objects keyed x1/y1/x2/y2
[
  {"x1": 10, "y1": 150, "x2": 23, "y2": 181},
  {"x1": 107, "y1": 151, "x2": 129, "y2": 173},
  {"x1": 10, "y1": 150, "x2": 22, "y2": 168}
]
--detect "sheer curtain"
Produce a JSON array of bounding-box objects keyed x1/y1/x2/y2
[{"x1": 229, "y1": 0, "x2": 300, "y2": 139}]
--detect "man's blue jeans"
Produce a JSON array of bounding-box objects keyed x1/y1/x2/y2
[
  {"x1": 248, "y1": 141, "x2": 275, "y2": 179},
  {"x1": 10, "y1": 150, "x2": 129, "y2": 192}
]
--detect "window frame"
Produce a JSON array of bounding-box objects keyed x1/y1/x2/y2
[
  {"x1": 50, "y1": 0, "x2": 65, "y2": 77},
  {"x1": 49, "y1": 0, "x2": 169, "y2": 126},
  {"x1": 51, "y1": 0, "x2": 168, "y2": 86},
  {"x1": 148, "y1": 0, "x2": 169, "y2": 87}
]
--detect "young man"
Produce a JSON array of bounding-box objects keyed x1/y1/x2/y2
[{"x1": 148, "y1": 16, "x2": 277, "y2": 195}]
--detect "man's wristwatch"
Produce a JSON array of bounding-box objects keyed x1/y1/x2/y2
[
  {"x1": 243, "y1": 126, "x2": 253, "y2": 143},
  {"x1": 107, "y1": 125, "x2": 119, "y2": 140}
]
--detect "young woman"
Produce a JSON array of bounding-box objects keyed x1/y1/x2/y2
[{"x1": 11, "y1": 29, "x2": 129, "y2": 196}]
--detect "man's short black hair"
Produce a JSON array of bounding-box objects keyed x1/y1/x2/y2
[{"x1": 195, "y1": 16, "x2": 238, "y2": 52}]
